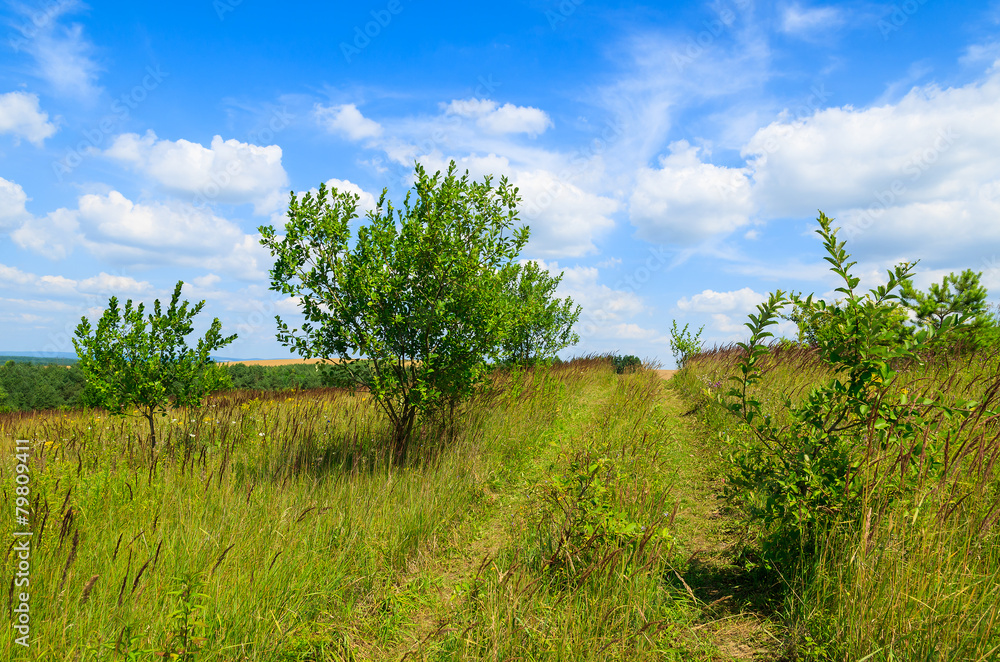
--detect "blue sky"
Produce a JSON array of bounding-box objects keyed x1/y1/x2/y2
[{"x1": 1, "y1": 0, "x2": 999, "y2": 365}]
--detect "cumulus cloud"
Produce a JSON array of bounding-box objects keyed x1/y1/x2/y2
[
  {"x1": 0, "y1": 263, "x2": 151, "y2": 298},
  {"x1": 676, "y1": 287, "x2": 765, "y2": 313},
  {"x1": 0, "y1": 92, "x2": 58, "y2": 145},
  {"x1": 0, "y1": 177, "x2": 33, "y2": 230},
  {"x1": 443, "y1": 98, "x2": 552, "y2": 137},
  {"x1": 536, "y1": 261, "x2": 646, "y2": 327},
  {"x1": 314, "y1": 103, "x2": 383, "y2": 140},
  {"x1": 301, "y1": 178, "x2": 379, "y2": 217},
  {"x1": 11, "y1": 208, "x2": 81, "y2": 260},
  {"x1": 629, "y1": 141, "x2": 754, "y2": 245},
  {"x1": 103, "y1": 131, "x2": 289, "y2": 214},
  {"x1": 407, "y1": 152, "x2": 616, "y2": 258}
]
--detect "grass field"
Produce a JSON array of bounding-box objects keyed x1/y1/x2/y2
[
  {"x1": 5, "y1": 348, "x2": 996, "y2": 660},
  {"x1": 1, "y1": 357, "x2": 783, "y2": 661},
  {"x1": 673, "y1": 345, "x2": 1000, "y2": 661}
]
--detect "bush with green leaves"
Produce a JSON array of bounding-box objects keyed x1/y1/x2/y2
[
  {"x1": 669, "y1": 320, "x2": 704, "y2": 369},
  {"x1": 259, "y1": 161, "x2": 577, "y2": 460},
  {"x1": 900, "y1": 268, "x2": 995, "y2": 352},
  {"x1": 498, "y1": 260, "x2": 581, "y2": 366},
  {"x1": 72, "y1": 281, "x2": 237, "y2": 450},
  {"x1": 611, "y1": 354, "x2": 642, "y2": 374},
  {"x1": 720, "y1": 212, "x2": 983, "y2": 571}
]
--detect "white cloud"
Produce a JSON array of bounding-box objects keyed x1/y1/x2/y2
[
  {"x1": 10, "y1": 2, "x2": 102, "y2": 101},
  {"x1": 0, "y1": 264, "x2": 151, "y2": 298},
  {"x1": 444, "y1": 98, "x2": 552, "y2": 137},
  {"x1": 629, "y1": 141, "x2": 754, "y2": 245},
  {"x1": 314, "y1": 103, "x2": 383, "y2": 141},
  {"x1": 537, "y1": 261, "x2": 646, "y2": 326},
  {"x1": 11, "y1": 208, "x2": 81, "y2": 259},
  {"x1": 412, "y1": 152, "x2": 618, "y2": 258},
  {"x1": 0, "y1": 92, "x2": 58, "y2": 145},
  {"x1": 780, "y1": 4, "x2": 845, "y2": 35},
  {"x1": 77, "y1": 272, "x2": 152, "y2": 295},
  {"x1": 677, "y1": 287, "x2": 765, "y2": 313},
  {"x1": 516, "y1": 169, "x2": 618, "y2": 256},
  {"x1": 314, "y1": 178, "x2": 379, "y2": 216},
  {"x1": 76, "y1": 191, "x2": 245, "y2": 257},
  {"x1": 0, "y1": 177, "x2": 33, "y2": 230},
  {"x1": 103, "y1": 131, "x2": 289, "y2": 214}
]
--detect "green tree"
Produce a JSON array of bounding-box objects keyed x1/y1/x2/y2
[
  {"x1": 72, "y1": 281, "x2": 237, "y2": 451},
  {"x1": 900, "y1": 269, "x2": 989, "y2": 330},
  {"x1": 669, "y1": 321, "x2": 704, "y2": 369},
  {"x1": 0, "y1": 384, "x2": 9, "y2": 412},
  {"x1": 259, "y1": 161, "x2": 549, "y2": 460},
  {"x1": 499, "y1": 260, "x2": 581, "y2": 365}
]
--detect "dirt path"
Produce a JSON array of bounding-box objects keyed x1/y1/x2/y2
[
  {"x1": 388, "y1": 370, "x2": 783, "y2": 660},
  {"x1": 657, "y1": 383, "x2": 785, "y2": 660}
]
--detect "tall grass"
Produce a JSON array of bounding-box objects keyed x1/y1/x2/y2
[
  {"x1": 674, "y1": 345, "x2": 1000, "y2": 660},
  {"x1": 0, "y1": 366, "x2": 571, "y2": 660}
]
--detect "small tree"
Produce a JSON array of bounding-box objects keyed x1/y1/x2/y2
[
  {"x1": 259, "y1": 161, "x2": 562, "y2": 460},
  {"x1": 73, "y1": 281, "x2": 236, "y2": 451},
  {"x1": 669, "y1": 321, "x2": 704, "y2": 369},
  {"x1": 900, "y1": 269, "x2": 992, "y2": 351},
  {"x1": 499, "y1": 260, "x2": 581, "y2": 365},
  {"x1": 900, "y1": 269, "x2": 989, "y2": 330}
]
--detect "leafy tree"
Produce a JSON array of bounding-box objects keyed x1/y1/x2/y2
[
  {"x1": 259, "y1": 161, "x2": 556, "y2": 460},
  {"x1": 499, "y1": 260, "x2": 580, "y2": 365},
  {"x1": 72, "y1": 281, "x2": 237, "y2": 450},
  {"x1": 0, "y1": 384, "x2": 9, "y2": 412},
  {"x1": 900, "y1": 269, "x2": 989, "y2": 330},
  {"x1": 669, "y1": 321, "x2": 704, "y2": 369},
  {"x1": 782, "y1": 296, "x2": 912, "y2": 348}
]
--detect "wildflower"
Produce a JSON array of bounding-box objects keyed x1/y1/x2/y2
[{"x1": 189, "y1": 434, "x2": 195, "y2": 438}]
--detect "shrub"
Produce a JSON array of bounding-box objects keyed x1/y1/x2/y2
[
  {"x1": 720, "y1": 212, "x2": 984, "y2": 572},
  {"x1": 612, "y1": 355, "x2": 642, "y2": 374},
  {"x1": 669, "y1": 321, "x2": 704, "y2": 369}
]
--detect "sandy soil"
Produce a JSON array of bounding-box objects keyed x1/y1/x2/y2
[{"x1": 217, "y1": 357, "x2": 344, "y2": 367}]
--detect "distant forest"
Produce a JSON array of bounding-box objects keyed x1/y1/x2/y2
[{"x1": 0, "y1": 360, "x2": 371, "y2": 413}]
